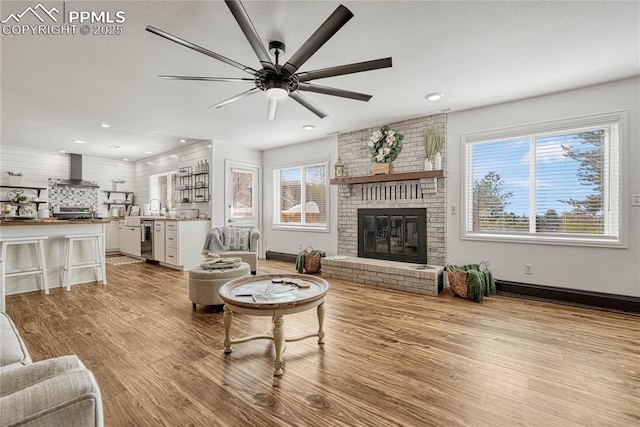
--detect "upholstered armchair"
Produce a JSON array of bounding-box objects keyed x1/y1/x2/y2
[
  {"x1": 202, "y1": 226, "x2": 260, "y2": 274},
  {"x1": 1, "y1": 259, "x2": 103, "y2": 426}
]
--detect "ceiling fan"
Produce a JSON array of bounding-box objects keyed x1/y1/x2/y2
[{"x1": 146, "y1": 0, "x2": 392, "y2": 120}]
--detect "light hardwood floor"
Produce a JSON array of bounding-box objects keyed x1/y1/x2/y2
[{"x1": 5, "y1": 260, "x2": 639, "y2": 426}]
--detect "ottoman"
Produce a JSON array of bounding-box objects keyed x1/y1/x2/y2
[{"x1": 189, "y1": 262, "x2": 251, "y2": 310}]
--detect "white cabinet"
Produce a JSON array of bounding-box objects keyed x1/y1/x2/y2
[
  {"x1": 153, "y1": 221, "x2": 165, "y2": 263},
  {"x1": 105, "y1": 220, "x2": 120, "y2": 252},
  {"x1": 121, "y1": 226, "x2": 141, "y2": 257},
  {"x1": 162, "y1": 220, "x2": 209, "y2": 270}
]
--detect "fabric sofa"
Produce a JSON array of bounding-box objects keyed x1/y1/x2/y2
[
  {"x1": 1, "y1": 267, "x2": 103, "y2": 427},
  {"x1": 202, "y1": 226, "x2": 260, "y2": 274}
]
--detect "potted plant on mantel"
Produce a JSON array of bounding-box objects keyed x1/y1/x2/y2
[
  {"x1": 423, "y1": 126, "x2": 443, "y2": 171},
  {"x1": 368, "y1": 125, "x2": 403, "y2": 175}
]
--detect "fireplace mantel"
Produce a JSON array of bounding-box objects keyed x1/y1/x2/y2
[{"x1": 329, "y1": 170, "x2": 445, "y2": 185}]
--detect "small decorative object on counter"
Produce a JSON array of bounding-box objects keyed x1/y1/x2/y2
[{"x1": 334, "y1": 156, "x2": 345, "y2": 178}]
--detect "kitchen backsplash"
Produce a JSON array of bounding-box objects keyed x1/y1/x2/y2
[{"x1": 48, "y1": 178, "x2": 98, "y2": 208}]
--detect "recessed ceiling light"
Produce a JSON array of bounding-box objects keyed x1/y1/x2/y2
[
  {"x1": 425, "y1": 92, "x2": 443, "y2": 101},
  {"x1": 170, "y1": 154, "x2": 177, "y2": 158},
  {"x1": 144, "y1": 151, "x2": 152, "y2": 154},
  {"x1": 206, "y1": 144, "x2": 212, "y2": 148},
  {"x1": 147, "y1": 161, "x2": 153, "y2": 165},
  {"x1": 302, "y1": 124, "x2": 315, "y2": 130},
  {"x1": 101, "y1": 123, "x2": 110, "y2": 128},
  {"x1": 73, "y1": 140, "x2": 86, "y2": 144},
  {"x1": 123, "y1": 158, "x2": 129, "y2": 162},
  {"x1": 60, "y1": 150, "x2": 67, "y2": 153},
  {"x1": 179, "y1": 139, "x2": 187, "y2": 143}
]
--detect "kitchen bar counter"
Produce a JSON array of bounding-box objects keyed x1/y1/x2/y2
[
  {"x1": 102, "y1": 216, "x2": 208, "y2": 222},
  {"x1": 0, "y1": 221, "x2": 106, "y2": 295},
  {"x1": 0, "y1": 219, "x2": 110, "y2": 226}
]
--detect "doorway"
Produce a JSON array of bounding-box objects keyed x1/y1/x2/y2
[{"x1": 224, "y1": 160, "x2": 260, "y2": 230}]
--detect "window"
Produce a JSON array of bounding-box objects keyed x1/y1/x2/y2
[
  {"x1": 149, "y1": 171, "x2": 177, "y2": 211},
  {"x1": 273, "y1": 160, "x2": 328, "y2": 230},
  {"x1": 463, "y1": 112, "x2": 624, "y2": 246}
]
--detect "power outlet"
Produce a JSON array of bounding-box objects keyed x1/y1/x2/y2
[
  {"x1": 451, "y1": 205, "x2": 457, "y2": 215},
  {"x1": 524, "y1": 264, "x2": 533, "y2": 275},
  {"x1": 632, "y1": 194, "x2": 640, "y2": 206}
]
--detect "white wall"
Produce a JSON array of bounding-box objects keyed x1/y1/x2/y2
[
  {"x1": 211, "y1": 141, "x2": 262, "y2": 228},
  {"x1": 262, "y1": 136, "x2": 338, "y2": 257},
  {"x1": 447, "y1": 77, "x2": 640, "y2": 297},
  {"x1": 0, "y1": 146, "x2": 135, "y2": 216}
]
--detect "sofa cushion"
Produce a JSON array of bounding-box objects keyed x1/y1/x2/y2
[
  {"x1": 0, "y1": 311, "x2": 32, "y2": 369},
  {"x1": 222, "y1": 226, "x2": 253, "y2": 251}
]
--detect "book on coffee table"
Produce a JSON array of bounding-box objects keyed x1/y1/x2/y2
[{"x1": 252, "y1": 292, "x2": 297, "y2": 303}]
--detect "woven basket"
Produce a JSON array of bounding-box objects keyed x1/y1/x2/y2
[
  {"x1": 303, "y1": 246, "x2": 321, "y2": 273},
  {"x1": 448, "y1": 269, "x2": 469, "y2": 299}
]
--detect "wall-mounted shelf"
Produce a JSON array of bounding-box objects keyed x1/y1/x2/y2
[
  {"x1": 330, "y1": 170, "x2": 445, "y2": 185},
  {"x1": 178, "y1": 163, "x2": 210, "y2": 203},
  {"x1": 0, "y1": 185, "x2": 48, "y2": 209},
  {"x1": 103, "y1": 190, "x2": 134, "y2": 198},
  {"x1": 103, "y1": 190, "x2": 134, "y2": 209}
]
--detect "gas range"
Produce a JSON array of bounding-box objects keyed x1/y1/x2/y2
[{"x1": 53, "y1": 207, "x2": 98, "y2": 220}]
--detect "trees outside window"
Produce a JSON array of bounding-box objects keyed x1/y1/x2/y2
[{"x1": 464, "y1": 112, "x2": 622, "y2": 245}]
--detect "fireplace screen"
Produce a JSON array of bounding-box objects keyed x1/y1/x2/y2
[{"x1": 358, "y1": 208, "x2": 427, "y2": 264}]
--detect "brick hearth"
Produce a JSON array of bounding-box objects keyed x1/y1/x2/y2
[{"x1": 331, "y1": 114, "x2": 448, "y2": 294}]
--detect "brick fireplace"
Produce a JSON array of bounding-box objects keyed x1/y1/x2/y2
[{"x1": 323, "y1": 114, "x2": 447, "y2": 296}]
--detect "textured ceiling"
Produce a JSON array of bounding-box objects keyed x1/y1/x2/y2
[{"x1": 1, "y1": 0, "x2": 638, "y2": 161}]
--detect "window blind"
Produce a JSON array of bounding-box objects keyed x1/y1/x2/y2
[{"x1": 464, "y1": 113, "x2": 621, "y2": 244}]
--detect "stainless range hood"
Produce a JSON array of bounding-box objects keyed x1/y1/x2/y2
[{"x1": 56, "y1": 153, "x2": 100, "y2": 188}]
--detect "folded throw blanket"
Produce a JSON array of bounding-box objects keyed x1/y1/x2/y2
[
  {"x1": 447, "y1": 264, "x2": 496, "y2": 303},
  {"x1": 201, "y1": 229, "x2": 228, "y2": 257}
]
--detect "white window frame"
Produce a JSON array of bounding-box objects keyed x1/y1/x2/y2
[
  {"x1": 461, "y1": 111, "x2": 626, "y2": 248},
  {"x1": 149, "y1": 170, "x2": 177, "y2": 211},
  {"x1": 272, "y1": 157, "x2": 329, "y2": 232}
]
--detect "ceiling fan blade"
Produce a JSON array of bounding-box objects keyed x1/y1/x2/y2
[
  {"x1": 225, "y1": 0, "x2": 274, "y2": 71},
  {"x1": 267, "y1": 98, "x2": 278, "y2": 121},
  {"x1": 297, "y1": 83, "x2": 372, "y2": 102},
  {"x1": 282, "y1": 5, "x2": 353, "y2": 75},
  {"x1": 296, "y1": 58, "x2": 392, "y2": 82},
  {"x1": 160, "y1": 75, "x2": 255, "y2": 82},
  {"x1": 289, "y1": 92, "x2": 328, "y2": 119},
  {"x1": 210, "y1": 87, "x2": 260, "y2": 109},
  {"x1": 146, "y1": 26, "x2": 257, "y2": 75}
]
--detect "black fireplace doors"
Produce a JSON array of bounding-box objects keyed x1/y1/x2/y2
[{"x1": 358, "y1": 208, "x2": 427, "y2": 264}]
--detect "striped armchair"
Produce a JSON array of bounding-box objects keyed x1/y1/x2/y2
[{"x1": 202, "y1": 226, "x2": 260, "y2": 274}]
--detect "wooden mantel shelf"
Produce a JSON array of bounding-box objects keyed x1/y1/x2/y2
[{"x1": 330, "y1": 170, "x2": 445, "y2": 185}]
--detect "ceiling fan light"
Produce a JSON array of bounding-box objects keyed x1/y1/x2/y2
[
  {"x1": 265, "y1": 80, "x2": 290, "y2": 100},
  {"x1": 265, "y1": 87, "x2": 289, "y2": 100}
]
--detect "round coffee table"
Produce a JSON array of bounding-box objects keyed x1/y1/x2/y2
[{"x1": 218, "y1": 273, "x2": 329, "y2": 376}]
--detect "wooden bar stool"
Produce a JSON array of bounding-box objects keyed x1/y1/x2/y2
[
  {"x1": 63, "y1": 234, "x2": 106, "y2": 291},
  {"x1": 0, "y1": 236, "x2": 49, "y2": 295}
]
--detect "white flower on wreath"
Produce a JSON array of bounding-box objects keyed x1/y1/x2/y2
[{"x1": 367, "y1": 125, "x2": 404, "y2": 163}]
